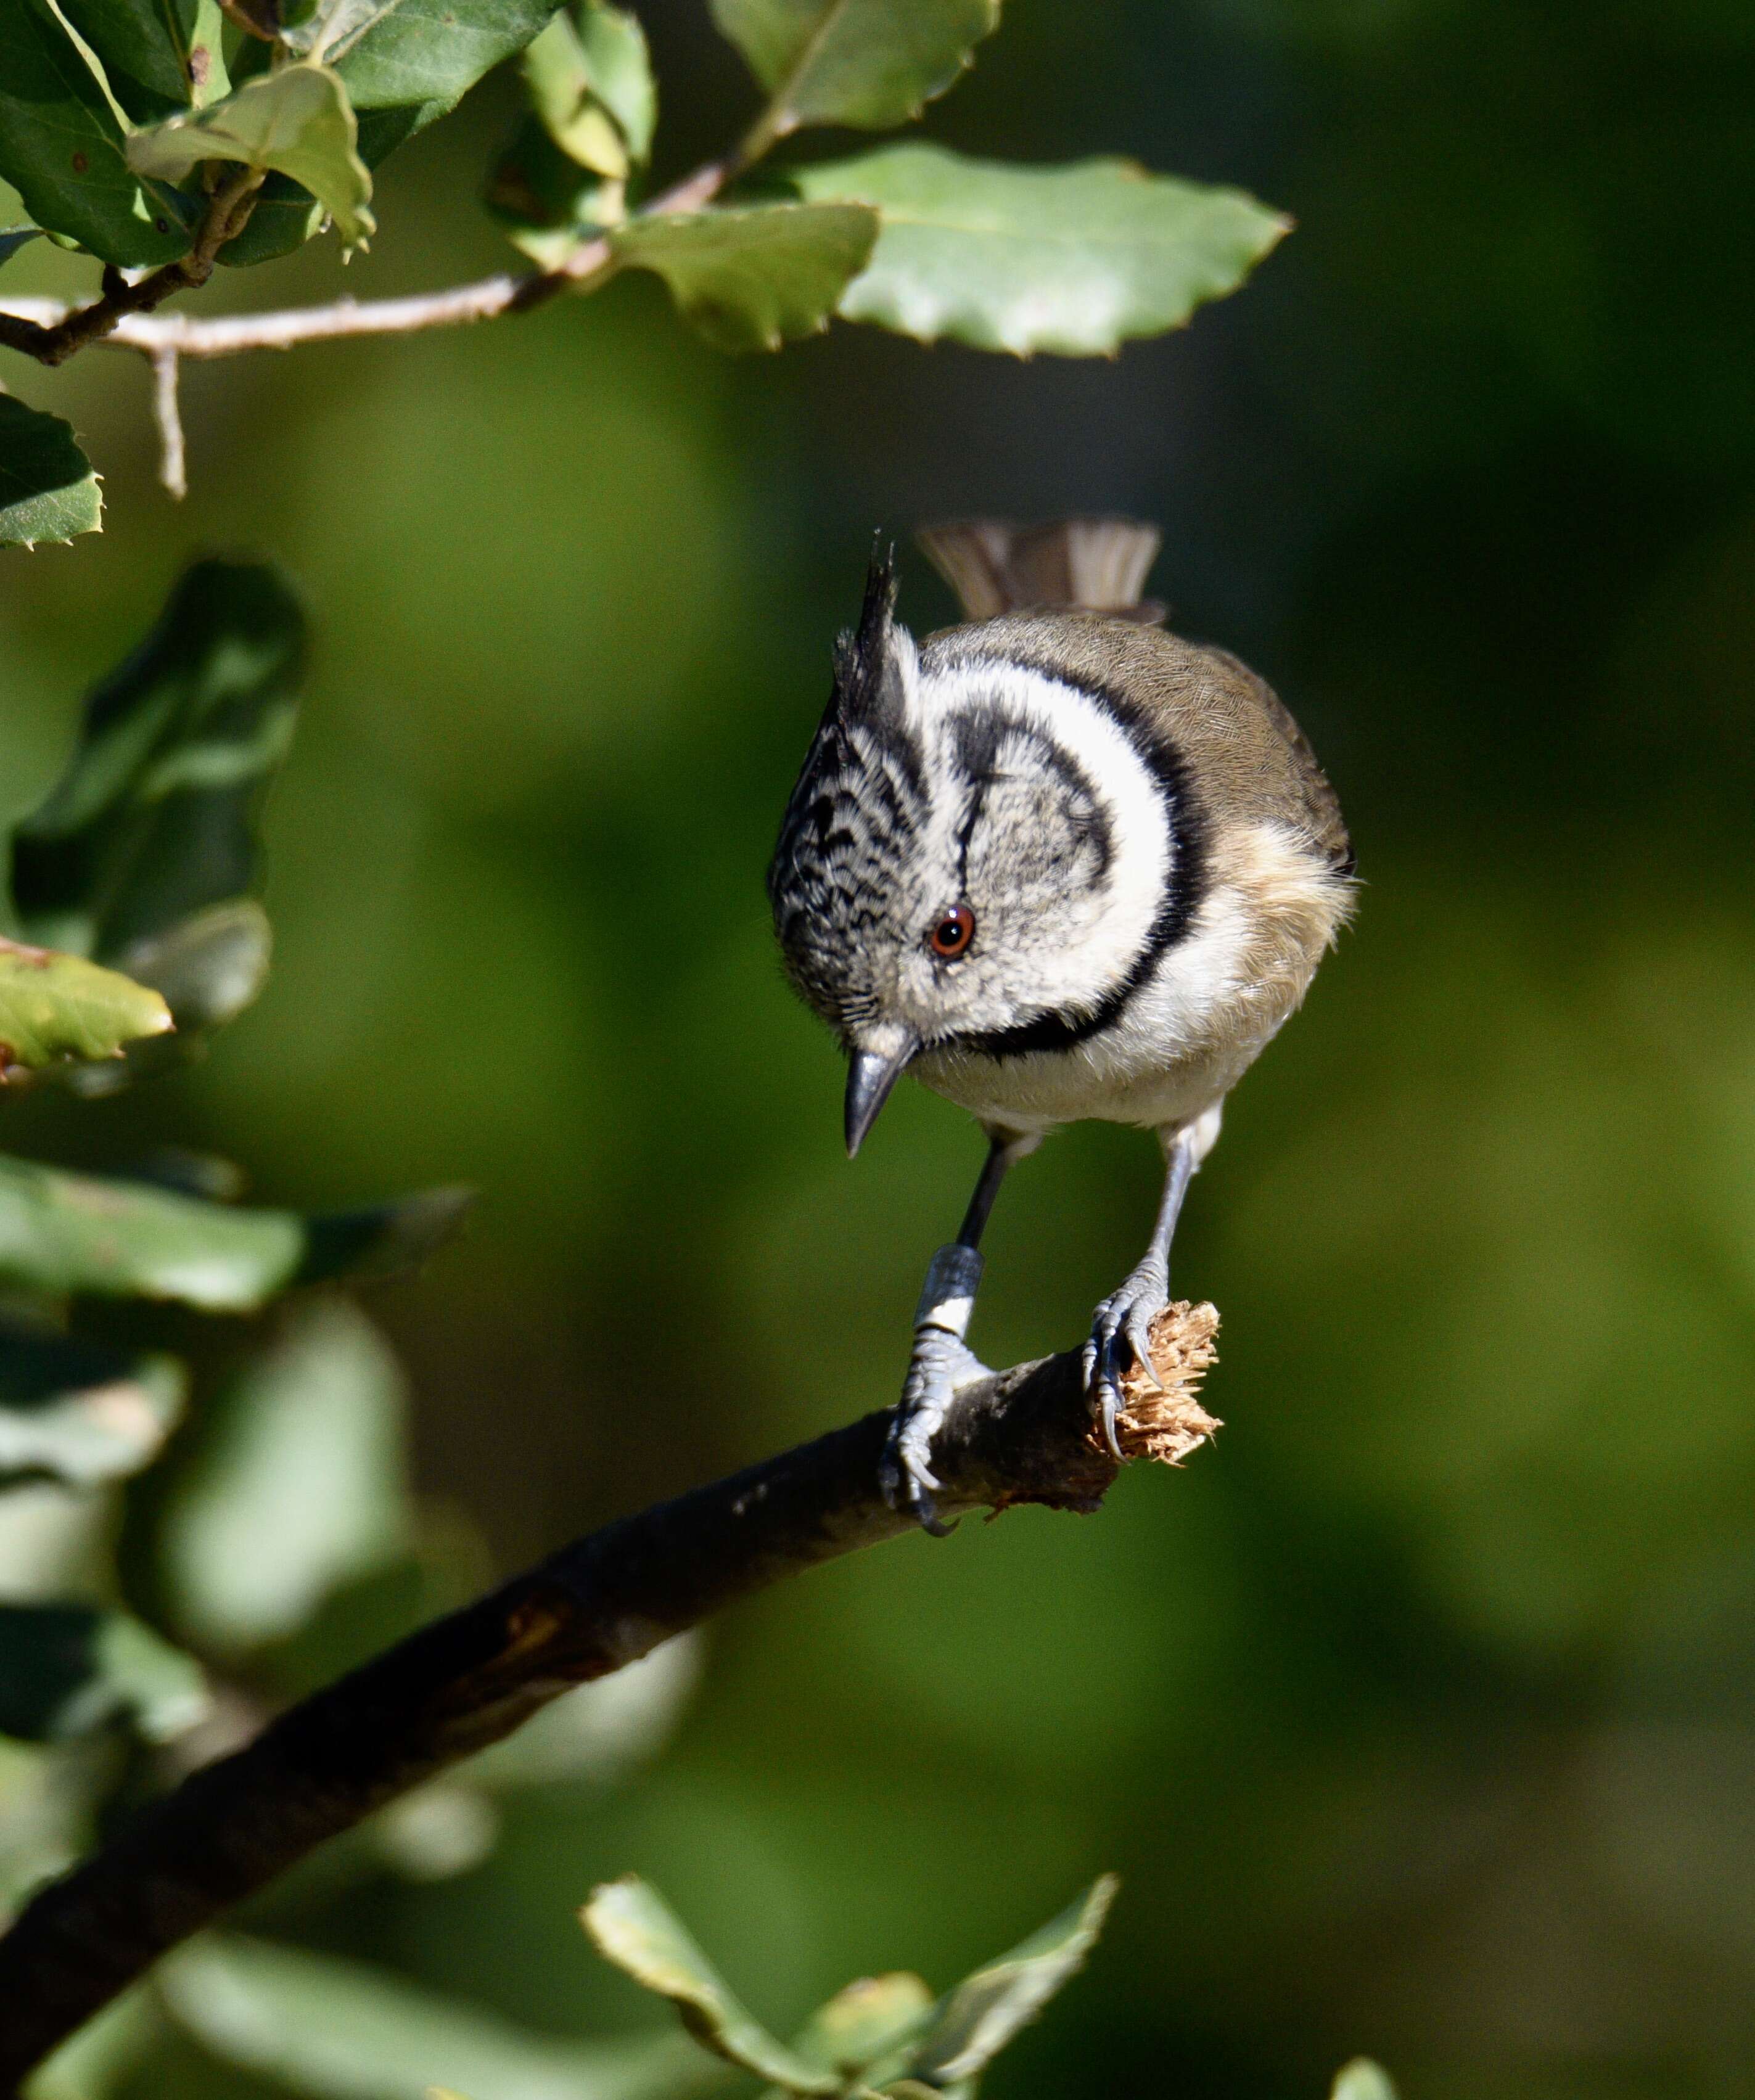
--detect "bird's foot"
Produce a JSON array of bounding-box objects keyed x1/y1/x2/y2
[
  {"x1": 881, "y1": 1324, "x2": 993, "y2": 1536},
  {"x1": 1082, "y1": 1263, "x2": 1170, "y2": 1462}
]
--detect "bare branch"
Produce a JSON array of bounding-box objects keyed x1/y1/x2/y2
[
  {"x1": 150, "y1": 348, "x2": 186, "y2": 498},
  {"x1": 0, "y1": 1308, "x2": 1218, "y2": 2092}
]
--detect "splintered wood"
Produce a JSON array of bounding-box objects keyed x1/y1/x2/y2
[{"x1": 1104, "y1": 1300, "x2": 1221, "y2": 1465}]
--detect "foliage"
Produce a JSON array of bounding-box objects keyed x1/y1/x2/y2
[{"x1": 0, "y1": 0, "x2": 1288, "y2": 537}]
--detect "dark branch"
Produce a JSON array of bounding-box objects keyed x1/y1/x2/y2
[{"x1": 0, "y1": 1329, "x2": 1223, "y2": 2091}]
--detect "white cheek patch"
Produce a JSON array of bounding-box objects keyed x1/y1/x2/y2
[{"x1": 914, "y1": 661, "x2": 1173, "y2": 1023}]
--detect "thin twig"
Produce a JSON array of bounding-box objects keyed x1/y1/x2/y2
[
  {"x1": 150, "y1": 347, "x2": 186, "y2": 498},
  {"x1": 0, "y1": 1314, "x2": 1219, "y2": 2091},
  {"x1": 0, "y1": 152, "x2": 735, "y2": 369}
]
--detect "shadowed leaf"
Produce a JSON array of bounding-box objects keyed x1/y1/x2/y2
[
  {"x1": 0, "y1": 0, "x2": 197, "y2": 265},
  {"x1": 584, "y1": 1876, "x2": 839, "y2": 2093},
  {"x1": 0, "y1": 1320, "x2": 184, "y2": 1491},
  {"x1": 790, "y1": 144, "x2": 1288, "y2": 355},
  {"x1": 610, "y1": 202, "x2": 877, "y2": 352},
  {"x1": 11, "y1": 559, "x2": 302, "y2": 971},
  {"x1": 0, "y1": 1155, "x2": 469, "y2": 1308},
  {"x1": 905, "y1": 1875, "x2": 1117, "y2": 2084},
  {"x1": 712, "y1": 0, "x2": 997, "y2": 134},
  {"x1": 0, "y1": 1605, "x2": 207, "y2": 1744},
  {"x1": 128, "y1": 64, "x2": 375, "y2": 250},
  {"x1": 158, "y1": 1934, "x2": 728, "y2": 2100},
  {"x1": 0, "y1": 937, "x2": 170, "y2": 1080},
  {"x1": 159, "y1": 1298, "x2": 414, "y2": 1652},
  {"x1": 0, "y1": 398, "x2": 102, "y2": 551}
]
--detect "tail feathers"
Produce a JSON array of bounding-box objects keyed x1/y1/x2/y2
[{"x1": 918, "y1": 517, "x2": 1164, "y2": 623}]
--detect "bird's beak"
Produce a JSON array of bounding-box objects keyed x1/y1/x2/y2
[{"x1": 844, "y1": 1035, "x2": 918, "y2": 1157}]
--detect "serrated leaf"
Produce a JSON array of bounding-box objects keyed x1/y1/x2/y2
[
  {"x1": 787, "y1": 1974, "x2": 932, "y2": 2085},
  {"x1": 281, "y1": 0, "x2": 558, "y2": 112},
  {"x1": 712, "y1": 0, "x2": 997, "y2": 134},
  {"x1": 0, "y1": 935, "x2": 170, "y2": 1078},
  {"x1": 128, "y1": 64, "x2": 375, "y2": 250},
  {"x1": 610, "y1": 202, "x2": 876, "y2": 353},
  {"x1": 905, "y1": 1875, "x2": 1117, "y2": 2085},
  {"x1": 158, "y1": 1935, "x2": 726, "y2": 2100},
  {"x1": 1332, "y1": 2062, "x2": 1398, "y2": 2100},
  {"x1": 0, "y1": 1604, "x2": 207, "y2": 1744},
  {"x1": 0, "y1": 0, "x2": 197, "y2": 265},
  {"x1": 790, "y1": 144, "x2": 1289, "y2": 355},
  {"x1": 0, "y1": 396, "x2": 102, "y2": 552},
  {"x1": 0, "y1": 1154, "x2": 469, "y2": 1308},
  {"x1": 12, "y1": 559, "x2": 303, "y2": 966},
  {"x1": 159, "y1": 1298, "x2": 413, "y2": 1652},
  {"x1": 0, "y1": 1319, "x2": 184, "y2": 1490},
  {"x1": 583, "y1": 1876, "x2": 839, "y2": 2093},
  {"x1": 59, "y1": 0, "x2": 231, "y2": 118}
]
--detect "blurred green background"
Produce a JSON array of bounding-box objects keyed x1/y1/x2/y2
[{"x1": 5, "y1": 0, "x2": 1755, "y2": 2093}]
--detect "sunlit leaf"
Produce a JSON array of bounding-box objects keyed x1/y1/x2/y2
[
  {"x1": 610, "y1": 202, "x2": 877, "y2": 352},
  {"x1": 0, "y1": 1155, "x2": 469, "y2": 1308},
  {"x1": 905, "y1": 1874, "x2": 1117, "y2": 2084},
  {"x1": 0, "y1": 937, "x2": 170, "y2": 1080},
  {"x1": 790, "y1": 144, "x2": 1289, "y2": 355},
  {"x1": 711, "y1": 0, "x2": 998, "y2": 134},
  {"x1": 11, "y1": 559, "x2": 303, "y2": 967},
  {"x1": 158, "y1": 1934, "x2": 728, "y2": 2100},
  {"x1": 0, "y1": 0, "x2": 197, "y2": 265},
  {"x1": 1332, "y1": 2062, "x2": 1399, "y2": 2100},
  {"x1": 0, "y1": 397, "x2": 102, "y2": 552},
  {"x1": 59, "y1": 0, "x2": 231, "y2": 118},
  {"x1": 158, "y1": 1298, "x2": 414, "y2": 1653},
  {"x1": 281, "y1": 0, "x2": 559, "y2": 112},
  {"x1": 0, "y1": 1604, "x2": 207, "y2": 1744},
  {"x1": 787, "y1": 1973, "x2": 932, "y2": 2085},
  {"x1": 128, "y1": 64, "x2": 375, "y2": 250},
  {"x1": 583, "y1": 1876, "x2": 839, "y2": 2093},
  {"x1": 0, "y1": 1319, "x2": 184, "y2": 1490}
]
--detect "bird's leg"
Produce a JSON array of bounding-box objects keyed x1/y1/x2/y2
[
  {"x1": 882, "y1": 1130, "x2": 1037, "y2": 1535},
  {"x1": 1083, "y1": 1123, "x2": 1201, "y2": 1462}
]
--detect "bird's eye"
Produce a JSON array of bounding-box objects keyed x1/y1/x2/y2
[{"x1": 928, "y1": 904, "x2": 976, "y2": 959}]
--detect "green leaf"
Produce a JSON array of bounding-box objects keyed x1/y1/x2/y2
[
  {"x1": 159, "y1": 1298, "x2": 413, "y2": 1652},
  {"x1": 0, "y1": 0, "x2": 197, "y2": 265},
  {"x1": 0, "y1": 1604, "x2": 207, "y2": 1743},
  {"x1": 158, "y1": 1934, "x2": 728, "y2": 2100},
  {"x1": 1332, "y1": 2062, "x2": 1399, "y2": 2100},
  {"x1": 11, "y1": 559, "x2": 303, "y2": 966},
  {"x1": 0, "y1": 396, "x2": 102, "y2": 552},
  {"x1": 282, "y1": 0, "x2": 559, "y2": 113},
  {"x1": 128, "y1": 64, "x2": 375, "y2": 250},
  {"x1": 0, "y1": 1319, "x2": 184, "y2": 1490},
  {"x1": 58, "y1": 0, "x2": 231, "y2": 118},
  {"x1": 0, "y1": 1154, "x2": 469, "y2": 1308},
  {"x1": 711, "y1": 0, "x2": 997, "y2": 135},
  {"x1": 0, "y1": 935, "x2": 170, "y2": 1078},
  {"x1": 789, "y1": 144, "x2": 1290, "y2": 355},
  {"x1": 786, "y1": 1974, "x2": 932, "y2": 2086},
  {"x1": 485, "y1": 114, "x2": 620, "y2": 268},
  {"x1": 905, "y1": 1874, "x2": 1117, "y2": 2085},
  {"x1": 610, "y1": 202, "x2": 877, "y2": 353},
  {"x1": 583, "y1": 1876, "x2": 839, "y2": 2093}
]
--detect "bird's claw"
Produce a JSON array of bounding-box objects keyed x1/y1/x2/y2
[
  {"x1": 882, "y1": 1326, "x2": 990, "y2": 1535},
  {"x1": 1083, "y1": 1271, "x2": 1169, "y2": 1463}
]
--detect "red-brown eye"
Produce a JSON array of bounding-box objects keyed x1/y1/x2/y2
[{"x1": 928, "y1": 904, "x2": 976, "y2": 959}]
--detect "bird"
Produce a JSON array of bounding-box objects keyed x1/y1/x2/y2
[{"x1": 768, "y1": 519, "x2": 1354, "y2": 1532}]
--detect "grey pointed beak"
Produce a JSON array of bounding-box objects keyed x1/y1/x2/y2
[{"x1": 844, "y1": 1037, "x2": 918, "y2": 1157}]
